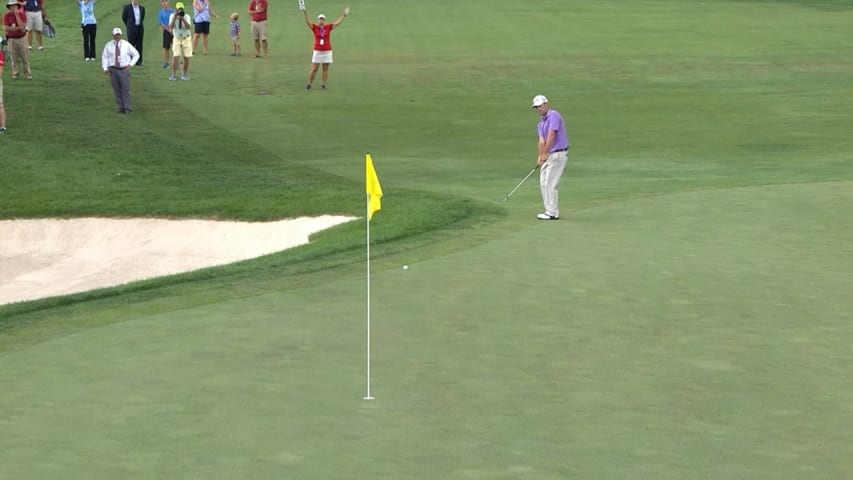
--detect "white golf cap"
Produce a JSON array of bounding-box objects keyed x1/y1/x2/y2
[
  {"x1": 317, "y1": 13, "x2": 326, "y2": 19},
  {"x1": 112, "y1": 27, "x2": 123, "y2": 35},
  {"x1": 531, "y1": 95, "x2": 548, "y2": 108}
]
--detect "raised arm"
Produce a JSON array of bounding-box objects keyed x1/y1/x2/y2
[{"x1": 330, "y1": 5, "x2": 349, "y2": 27}]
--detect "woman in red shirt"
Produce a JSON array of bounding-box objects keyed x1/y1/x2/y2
[
  {"x1": 0, "y1": 45, "x2": 6, "y2": 133},
  {"x1": 301, "y1": 3, "x2": 349, "y2": 90}
]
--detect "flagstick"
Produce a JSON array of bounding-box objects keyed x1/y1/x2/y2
[{"x1": 364, "y1": 196, "x2": 374, "y2": 400}]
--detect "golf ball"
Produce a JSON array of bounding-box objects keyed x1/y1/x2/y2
[{"x1": 402, "y1": 265, "x2": 409, "y2": 270}]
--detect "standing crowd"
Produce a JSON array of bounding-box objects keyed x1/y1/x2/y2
[{"x1": 1, "y1": 0, "x2": 351, "y2": 131}]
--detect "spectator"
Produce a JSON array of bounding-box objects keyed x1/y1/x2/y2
[
  {"x1": 157, "y1": 0, "x2": 173, "y2": 68},
  {"x1": 121, "y1": 0, "x2": 144, "y2": 66},
  {"x1": 191, "y1": 0, "x2": 218, "y2": 55},
  {"x1": 22, "y1": 0, "x2": 46, "y2": 51},
  {"x1": 101, "y1": 27, "x2": 139, "y2": 114},
  {"x1": 169, "y1": 1, "x2": 192, "y2": 80},
  {"x1": 302, "y1": 4, "x2": 350, "y2": 91},
  {"x1": 3, "y1": 0, "x2": 31, "y2": 79},
  {"x1": 228, "y1": 11, "x2": 240, "y2": 56},
  {"x1": 0, "y1": 41, "x2": 7, "y2": 133},
  {"x1": 247, "y1": 0, "x2": 265, "y2": 58},
  {"x1": 77, "y1": 0, "x2": 98, "y2": 61}
]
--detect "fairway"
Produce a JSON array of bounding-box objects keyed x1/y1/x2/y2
[{"x1": 2, "y1": 0, "x2": 853, "y2": 478}]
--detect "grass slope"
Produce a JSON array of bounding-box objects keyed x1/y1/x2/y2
[{"x1": 1, "y1": 0, "x2": 853, "y2": 477}]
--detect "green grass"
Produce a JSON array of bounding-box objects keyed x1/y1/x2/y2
[{"x1": 2, "y1": 0, "x2": 853, "y2": 478}]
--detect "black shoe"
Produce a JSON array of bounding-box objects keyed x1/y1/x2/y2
[
  {"x1": 320, "y1": 84, "x2": 327, "y2": 90},
  {"x1": 305, "y1": 84, "x2": 312, "y2": 90}
]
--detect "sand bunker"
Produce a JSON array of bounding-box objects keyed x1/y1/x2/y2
[{"x1": 0, "y1": 216, "x2": 356, "y2": 305}]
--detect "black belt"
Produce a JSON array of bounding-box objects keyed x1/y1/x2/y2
[
  {"x1": 108, "y1": 65, "x2": 127, "y2": 69},
  {"x1": 551, "y1": 148, "x2": 569, "y2": 153}
]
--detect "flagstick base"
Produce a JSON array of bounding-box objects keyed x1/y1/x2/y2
[{"x1": 363, "y1": 396, "x2": 375, "y2": 401}]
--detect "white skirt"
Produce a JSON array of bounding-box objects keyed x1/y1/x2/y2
[{"x1": 312, "y1": 50, "x2": 333, "y2": 64}]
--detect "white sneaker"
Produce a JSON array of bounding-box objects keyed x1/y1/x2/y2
[
  {"x1": 536, "y1": 213, "x2": 559, "y2": 220},
  {"x1": 169, "y1": 74, "x2": 176, "y2": 81}
]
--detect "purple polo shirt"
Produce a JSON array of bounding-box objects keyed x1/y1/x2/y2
[{"x1": 538, "y1": 109, "x2": 570, "y2": 152}]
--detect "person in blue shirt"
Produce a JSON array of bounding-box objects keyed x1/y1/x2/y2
[
  {"x1": 77, "y1": 0, "x2": 97, "y2": 61},
  {"x1": 157, "y1": 0, "x2": 173, "y2": 68}
]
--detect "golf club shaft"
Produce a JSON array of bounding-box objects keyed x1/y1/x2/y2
[{"x1": 503, "y1": 165, "x2": 538, "y2": 200}]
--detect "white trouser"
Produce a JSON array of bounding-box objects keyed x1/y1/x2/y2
[{"x1": 539, "y1": 150, "x2": 568, "y2": 217}]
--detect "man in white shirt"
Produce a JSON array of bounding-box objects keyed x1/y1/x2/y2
[{"x1": 101, "y1": 27, "x2": 140, "y2": 114}]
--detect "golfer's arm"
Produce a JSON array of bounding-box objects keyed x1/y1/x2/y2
[{"x1": 543, "y1": 130, "x2": 557, "y2": 153}]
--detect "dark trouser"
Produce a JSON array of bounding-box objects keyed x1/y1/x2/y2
[
  {"x1": 162, "y1": 30, "x2": 173, "y2": 48},
  {"x1": 82, "y1": 23, "x2": 97, "y2": 59},
  {"x1": 126, "y1": 24, "x2": 144, "y2": 65},
  {"x1": 108, "y1": 67, "x2": 132, "y2": 112}
]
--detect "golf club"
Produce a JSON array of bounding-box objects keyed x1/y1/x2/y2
[{"x1": 499, "y1": 165, "x2": 538, "y2": 202}]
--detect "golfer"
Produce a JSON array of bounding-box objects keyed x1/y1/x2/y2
[
  {"x1": 531, "y1": 94, "x2": 570, "y2": 220},
  {"x1": 301, "y1": 3, "x2": 349, "y2": 90}
]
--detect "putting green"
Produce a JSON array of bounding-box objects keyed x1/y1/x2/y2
[{"x1": 1, "y1": 181, "x2": 850, "y2": 479}]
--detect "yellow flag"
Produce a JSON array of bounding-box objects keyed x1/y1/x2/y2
[{"x1": 366, "y1": 153, "x2": 383, "y2": 221}]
